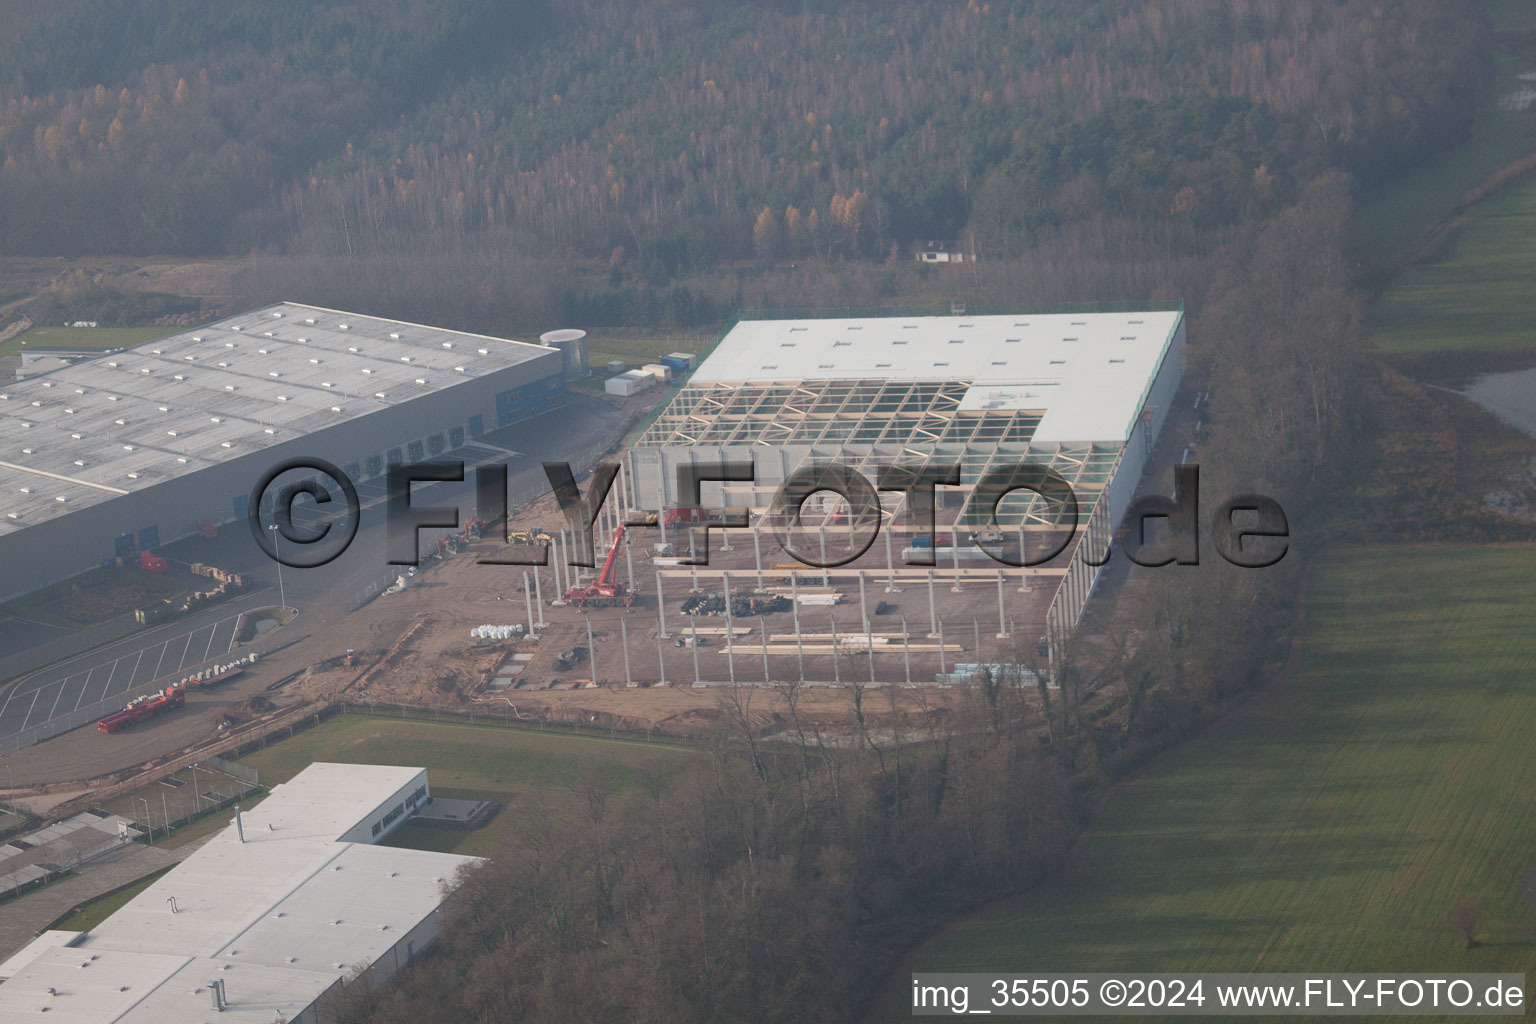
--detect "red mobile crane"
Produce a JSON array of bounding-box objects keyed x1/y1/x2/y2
[{"x1": 563, "y1": 525, "x2": 634, "y2": 609}]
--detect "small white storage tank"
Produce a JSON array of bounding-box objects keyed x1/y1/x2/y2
[
  {"x1": 539, "y1": 328, "x2": 589, "y2": 382},
  {"x1": 605, "y1": 370, "x2": 654, "y2": 397}
]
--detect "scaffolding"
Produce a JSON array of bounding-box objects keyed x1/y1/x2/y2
[{"x1": 633, "y1": 378, "x2": 1123, "y2": 529}]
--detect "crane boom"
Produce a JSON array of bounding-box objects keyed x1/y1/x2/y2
[
  {"x1": 597, "y1": 525, "x2": 625, "y2": 587},
  {"x1": 562, "y1": 525, "x2": 634, "y2": 608}
]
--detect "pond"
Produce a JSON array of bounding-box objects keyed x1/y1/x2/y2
[{"x1": 1463, "y1": 366, "x2": 1536, "y2": 437}]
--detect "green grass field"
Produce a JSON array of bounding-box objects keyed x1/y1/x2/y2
[
  {"x1": 1353, "y1": 50, "x2": 1536, "y2": 286},
  {"x1": 0, "y1": 325, "x2": 177, "y2": 358},
  {"x1": 1371, "y1": 174, "x2": 1536, "y2": 356},
  {"x1": 903, "y1": 546, "x2": 1536, "y2": 990},
  {"x1": 237, "y1": 714, "x2": 690, "y2": 857},
  {"x1": 1363, "y1": 0, "x2": 1536, "y2": 357}
]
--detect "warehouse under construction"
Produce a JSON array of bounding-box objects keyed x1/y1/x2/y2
[{"x1": 606, "y1": 306, "x2": 1184, "y2": 663}]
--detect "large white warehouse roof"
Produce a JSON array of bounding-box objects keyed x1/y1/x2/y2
[
  {"x1": 690, "y1": 310, "x2": 1182, "y2": 443},
  {"x1": 0, "y1": 303, "x2": 551, "y2": 529}
]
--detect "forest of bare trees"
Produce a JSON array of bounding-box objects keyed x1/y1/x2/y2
[{"x1": 1, "y1": 0, "x2": 1480, "y2": 274}]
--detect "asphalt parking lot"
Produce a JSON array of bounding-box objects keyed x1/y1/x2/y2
[{"x1": 0, "y1": 600, "x2": 261, "y2": 742}]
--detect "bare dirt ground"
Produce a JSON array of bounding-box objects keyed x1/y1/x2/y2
[
  {"x1": 0, "y1": 403, "x2": 1205, "y2": 793},
  {"x1": 4, "y1": 473, "x2": 1033, "y2": 788}
]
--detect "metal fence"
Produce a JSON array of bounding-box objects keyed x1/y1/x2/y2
[
  {"x1": 0, "y1": 700, "x2": 110, "y2": 755},
  {"x1": 201, "y1": 753, "x2": 258, "y2": 786},
  {"x1": 0, "y1": 830, "x2": 132, "y2": 902},
  {"x1": 0, "y1": 644, "x2": 285, "y2": 755},
  {"x1": 132, "y1": 766, "x2": 259, "y2": 842}
]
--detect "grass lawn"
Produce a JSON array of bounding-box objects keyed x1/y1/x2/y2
[
  {"x1": 1350, "y1": 0, "x2": 1536, "y2": 286},
  {"x1": 233, "y1": 605, "x2": 295, "y2": 643},
  {"x1": 1370, "y1": 173, "x2": 1536, "y2": 356},
  {"x1": 901, "y1": 546, "x2": 1536, "y2": 991},
  {"x1": 49, "y1": 866, "x2": 174, "y2": 932},
  {"x1": 0, "y1": 325, "x2": 177, "y2": 358},
  {"x1": 581, "y1": 332, "x2": 708, "y2": 372},
  {"x1": 237, "y1": 713, "x2": 691, "y2": 858}
]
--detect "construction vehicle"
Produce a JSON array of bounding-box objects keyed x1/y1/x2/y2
[
  {"x1": 663, "y1": 506, "x2": 711, "y2": 527},
  {"x1": 563, "y1": 525, "x2": 635, "y2": 608},
  {"x1": 507, "y1": 525, "x2": 554, "y2": 545},
  {"x1": 98, "y1": 685, "x2": 186, "y2": 733},
  {"x1": 555, "y1": 646, "x2": 589, "y2": 670}
]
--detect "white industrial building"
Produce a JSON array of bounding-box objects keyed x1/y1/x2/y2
[
  {"x1": 0, "y1": 303, "x2": 572, "y2": 601},
  {"x1": 0, "y1": 762, "x2": 480, "y2": 1023},
  {"x1": 627, "y1": 307, "x2": 1186, "y2": 634}
]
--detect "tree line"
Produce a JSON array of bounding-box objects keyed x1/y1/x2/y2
[{"x1": 0, "y1": 0, "x2": 1481, "y2": 269}]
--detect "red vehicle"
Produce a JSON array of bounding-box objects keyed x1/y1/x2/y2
[
  {"x1": 138, "y1": 551, "x2": 168, "y2": 573},
  {"x1": 97, "y1": 685, "x2": 186, "y2": 733},
  {"x1": 662, "y1": 506, "x2": 710, "y2": 527},
  {"x1": 563, "y1": 525, "x2": 635, "y2": 609}
]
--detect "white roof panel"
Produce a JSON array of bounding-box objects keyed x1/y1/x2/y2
[
  {"x1": 691, "y1": 311, "x2": 1181, "y2": 442},
  {"x1": 0, "y1": 762, "x2": 480, "y2": 1024},
  {"x1": 0, "y1": 302, "x2": 557, "y2": 530}
]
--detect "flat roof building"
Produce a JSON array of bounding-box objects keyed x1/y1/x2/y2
[
  {"x1": 627, "y1": 306, "x2": 1186, "y2": 641},
  {"x1": 0, "y1": 762, "x2": 479, "y2": 1024},
  {"x1": 0, "y1": 303, "x2": 570, "y2": 600}
]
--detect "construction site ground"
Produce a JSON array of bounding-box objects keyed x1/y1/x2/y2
[
  {"x1": 0, "y1": 476, "x2": 1065, "y2": 790},
  {"x1": 0, "y1": 373, "x2": 1208, "y2": 799}
]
